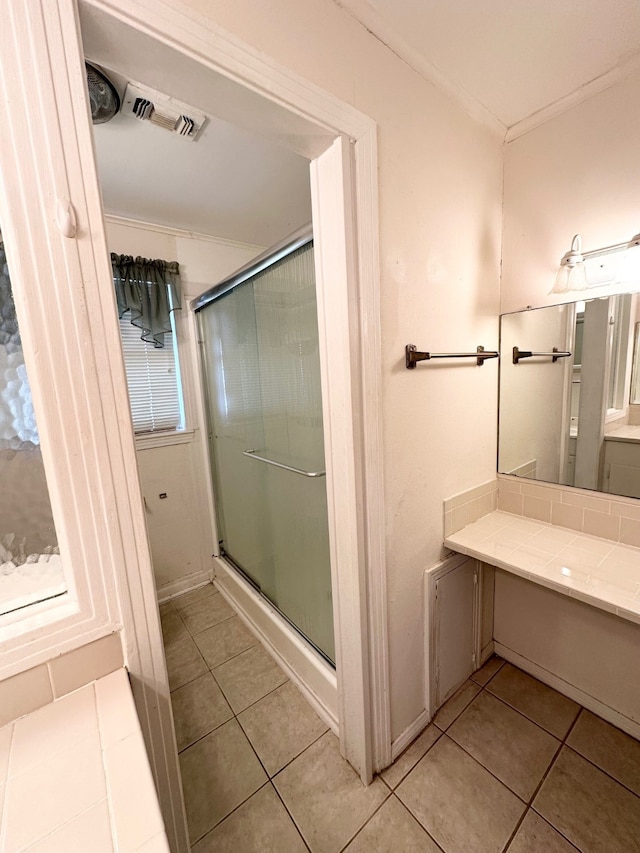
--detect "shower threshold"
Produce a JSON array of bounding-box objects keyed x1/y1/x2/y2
[{"x1": 220, "y1": 550, "x2": 336, "y2": 670}]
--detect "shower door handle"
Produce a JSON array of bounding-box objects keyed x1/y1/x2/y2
[{"x1": 243, "y1": 450, "x2": 326, "y2": 478}]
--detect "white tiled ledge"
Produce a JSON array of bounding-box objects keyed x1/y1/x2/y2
[
  {"x1": 445, "y1": 510, "x2": 640, "y2": 626},
  {"x1": 0, "y1": 668, "x2": 169, "y2": 853}
]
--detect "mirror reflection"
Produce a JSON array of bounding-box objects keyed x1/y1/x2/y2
[{"x1": 499, "y1": 293, "x2": 640, "y2": 499}]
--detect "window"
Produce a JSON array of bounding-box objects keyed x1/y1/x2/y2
[{"x1": 119, "y1": 314, "x2": 184, "y2": 434}]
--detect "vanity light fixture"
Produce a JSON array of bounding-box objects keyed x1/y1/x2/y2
[
  {"x1": 551, "y1": 230, "x2": 640, "y2": 294},
  {"x1": 551, "y1": 234, "x2": 587, "y2": 294}
]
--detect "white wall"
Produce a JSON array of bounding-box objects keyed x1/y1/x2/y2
[
  {"x1": 105, "y1": 219, "x2": 262, "y2": 598},
  {"x1": 182, "y1": 0, "x2": 504, "y2": 739},
  {"x1": 502, "y1": 67, "x2": 640, "y2": 314},
  {"x1": 495, "y1": 571, "x2": 640, "y2": 731}
]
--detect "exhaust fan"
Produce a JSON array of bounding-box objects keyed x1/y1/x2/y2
[
  {"x1": 121, "y1": 81, "x2": 206, "y2": 141},
  {"x1": 85, "y1": 62, "x2": 120, "y2": 124}
]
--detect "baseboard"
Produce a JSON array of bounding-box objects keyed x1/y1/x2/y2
[
  {"x1": 213, "y1": 557, "x2": 339, "y2": 734},
  {"x1": 480, "y1": 641, "x2": 494, "y2": 666},
  {"x1": 156, "y1": 570, "x2": 212, "y2": 604},
  {"x1": 391, "y1": 709, "x2": 431, "y2": 762},
  {"x1": 495, "y1": 643, "x2": 640, "y2": 742}
]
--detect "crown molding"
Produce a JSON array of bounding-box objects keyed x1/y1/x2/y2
[
  {"x1": 505, "y1": 52, "x2": 640, "y2": 143},
  {"x1": 103, "y1": 213, "x2": 265, "y2": 251},
  {"x1": 334, "y1": 0, "x2": 506, "y2": 139}
]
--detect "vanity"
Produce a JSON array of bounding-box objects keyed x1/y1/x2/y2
[
  {"x1": 443, "y1": 291, "x2": 640, "y2": 740},
  {"x1": 603, "y1": 425, "x2": 640, "y2": 499}
]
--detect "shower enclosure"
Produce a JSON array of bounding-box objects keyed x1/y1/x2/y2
[{"x1": 195, "y1": 227, "x2": 335, "y2": 663}]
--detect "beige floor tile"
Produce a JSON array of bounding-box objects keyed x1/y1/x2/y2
[
  {"x1": 433, "y1": 680, "x2": 481, "y2": 730},
  {"x1": 193, "y1": 616, "x2": 259, "y2": 669},
  {"x1": 238, "y1": 681, "x2": 328, "y2": 775},
  {"x1": 165, "y1": 637, "x2": 208, "y2": 692},
  {"x1": 158, "y1": 600, "x2": 175, "y2": 619},
  {"x1": 173, "y1": 583, "x2": 217, "y2": 610},
  {"x1": 180, "y1": 593, "x2": 235, "y2": 636},
  {"x1": 448, "y1": 691, "x2": 560, "y2": 800},
  {"x1": 381, "y1": 725, "x2": 441, "y2": 789},
  {"x1": 179, "y1": 718, "x2": 267, "y2": 843},
  {"x1": 191, "y1": 783, "x2": 307, "y2": 853},
  {"x1": 274, "y1": 731, "x2": 388, "y2": 853},
  {"x1": 471, "y1": 655, "x2": 505, "y2": 686},
  {"x1": 160, "y1": 609, "x2": 189, "y2": 648},
  {"x1": 567, "y1": 709, "x2": 640, "y2": 796},
  {"x1": 171, "y1": 672, "x2": 233, "y2": 751},
  {"x1": 507, "y1": 810, "x2": 577, "y2": 853},
  {"x1": 534, "y1": 746, "x2": 640, "y2": 853},
  {"x1": 344, "y1": 795, "x2": 441, "y2": 853},
  {"x1": 487, "y1": 664, "x2": 580, "y2": 738},
  {"x1": 396, "y1": 735, "x2": 525, "y2": 853},
  {"x1": 213, "y1": 644, "x2": 288, "y2": 714}
]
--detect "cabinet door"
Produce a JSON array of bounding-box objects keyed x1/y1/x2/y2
[
  {"x1": 434, "y1": 559, "x2": 477, "y2": 707},
  {"x1": 603, "y1": 441, "x2": 640, "y2": 499}
]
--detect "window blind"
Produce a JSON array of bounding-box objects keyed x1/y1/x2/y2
[{"x1": 119, "y1": 316, "x2": 182, "y2": 433}]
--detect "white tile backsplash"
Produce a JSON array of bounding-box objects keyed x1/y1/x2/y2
[
  {"x1": 443, "y1": 479, "x2": 498, "y2": 536},
  {"x1": 497, "y1": 475, "x2": 640, "y2": 546}
]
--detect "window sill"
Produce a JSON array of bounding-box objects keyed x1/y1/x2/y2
[
  {"x1": 0, "y1": 592, "x2": 78, "y2": 644},
  {"x1": 134, "y1": 429, "x2": 196, "y2": 450}
]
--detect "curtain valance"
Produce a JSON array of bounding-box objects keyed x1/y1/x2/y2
[{"x1": 111, "y1": 253, "x2": 181, "y2": 348}]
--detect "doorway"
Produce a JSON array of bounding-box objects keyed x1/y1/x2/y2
[{"x1": 77, "y1": 0, "x2": 387, "y2": 844}]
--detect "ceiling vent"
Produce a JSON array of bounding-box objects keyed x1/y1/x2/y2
[{"x1": 121, "y1": 82, "x2": 206, "y2": 141}]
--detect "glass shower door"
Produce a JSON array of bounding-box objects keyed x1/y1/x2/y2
[{"x1": 198, "y1": 239, "x2": 335, "y2": 663}]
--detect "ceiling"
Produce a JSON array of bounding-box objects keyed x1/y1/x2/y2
[
  {"x1": 93, "y1": 96, "x2": 312, "y2": 248},
  {"x1": 90, "y1": 0, "x2": 640, "y2": 243},
  {"x1": 338, "y1": 0, "x2": 640, "y2": 133}
]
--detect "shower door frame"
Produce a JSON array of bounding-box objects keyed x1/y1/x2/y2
[{"x1": 80, "y1": 0, "x2": 388, "y2": 825}]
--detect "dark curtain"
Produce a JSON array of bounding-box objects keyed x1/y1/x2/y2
[{"x1": 111, "y1": 253, "x2": 181, "y2": 348}]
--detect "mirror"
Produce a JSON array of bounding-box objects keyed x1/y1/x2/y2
[{"x1": 498, "y1": 293, "x2": 640, "y2": 499}]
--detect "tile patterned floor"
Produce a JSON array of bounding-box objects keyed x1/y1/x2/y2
[{"x1": 161, "y1": 583, "x2": 640, "y2": 852}]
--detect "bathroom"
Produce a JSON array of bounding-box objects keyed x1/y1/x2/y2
[{"x1": 1, "y1": 1, "x2": 640, "y2": 851}]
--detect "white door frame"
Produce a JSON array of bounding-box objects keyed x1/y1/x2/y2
[{"x1": 89, "y1": 0, "x2": 388, "y2": 797}]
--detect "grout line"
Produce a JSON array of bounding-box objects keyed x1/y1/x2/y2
[
  {"x1": 211, "y1": 669, "x2": 289, "y2": 716},
  {"x1": 482, "y1": 687, "x2": 567, "y2": 744},
  {"x1": 173, "y1": 586, "x2": 217, "y2": 611},
  {"x1": 381, "y1": 727, "x2": 444, "y2": 790},
  {"x1": 437, "y1": 731, "x2": 528, "y2": 808},
  {"x1": 183, "y1": 611, "x2": 237, "y2": 639},
  {"x1": 336, "y1": 790, "x2": 392, "y2": 853},
  {"x1": 562, "y1": 741, "x2": 640, "y2": 802},
  {"x1": 190, "y1": 636, "x2": 260, "y2": 675},
  {"x1": 176, "y1": 711, "x2": 234, "y2": 755},
  {"x1": 500, "y1": 733, "x2": 565, "y2": 851},
  {"x1": 187, "y1": 780, "x2": 272, "y2": 847},
  {"x1": 269, "y1": 780, "x2": 312, "y2": 853},
  {"x1": 264, "y1": 727, "x2": 330, "y2": 780}
]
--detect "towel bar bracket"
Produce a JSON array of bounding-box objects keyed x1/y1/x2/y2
[
  {"x1": 405, "y1": 344, "x2": 499, "y2": 369},
  {"x1": 512, "y1": 346, "x2": 571, "y2": 365}
]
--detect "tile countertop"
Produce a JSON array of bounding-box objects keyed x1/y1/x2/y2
[
  {"x1": 0, "y1": 668, "x2": 170, "y2": 853},
  {"x1": 445, "y1": 511, "x2": 640, "y2": 625},
  {"x1": 604, "y1": 424, "x2": 640, "y2": 443}
]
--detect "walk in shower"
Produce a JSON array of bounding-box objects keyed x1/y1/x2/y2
[{"x1": 195, "y1": 228, "x2": 335, "y2": 663}]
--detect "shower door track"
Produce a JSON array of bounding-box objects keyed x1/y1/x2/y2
[{"x1": 219, "y1": 549, "x2": 336, "y2": 669}]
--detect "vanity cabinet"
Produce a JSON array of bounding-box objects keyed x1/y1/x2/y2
[{"x1": 602, "y1": 426, "x2": 640, "y2": 499}]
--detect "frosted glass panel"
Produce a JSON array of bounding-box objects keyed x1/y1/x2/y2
[
  {"x1": 0, "y1": 236, "x2": 63, "y2": 615},
  {"x1": 200, "y1": 242, "x2": 334, "y2": 662}
]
